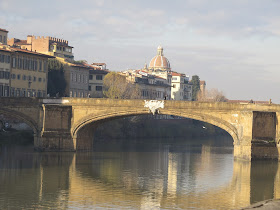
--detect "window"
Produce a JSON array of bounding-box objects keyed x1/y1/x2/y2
[
  {"x1": 28, "y1": 60, "x2": 32, "y2": 70},
  {"x1": 3, "y1": 36, "x2": 6, "y2": 44},
  {"x1": 17, "y1": 74, "x2": 21, "y2": 80},
  {"x1": 39, "y1": 60, "x2": 42, "y2": 71},
  {"x1": 78, "y1": 74, "x2": 81, "y2": 82},
  {"x1": 173, "y1": 84, "x2": 176, "y2": 88},
  {"x1": 38, "y1": 78, "x2": 42, "y2": 82},
  {"x1": 0, "y1": 71, "x2": 4, "y2": 79},
  {"x1": 89, "y1": 75, "x2": 93, "y2": 80},
  {"x1": 172, "y1": 77, "x2": 177, "y2": 81},
  {"x1": 43, "y1": 61, "x2": 47, "y2": 72},
  {"x1": 33, "y1": 76, "x2": 36, "y2": 82},
  {"x1": 0, "y1": 35, "x2": 2, "y2": 42},
  {"x1": 1, "y1": 54, "x2": 4, "y2": 63},
  {"x1": 96, "y1": 75, "x2": 103, "y2": 80},
  {"x1": 4, "y1": 72, "x2": 10, "y2": 79},
  {"x1": 28, "y1": 76, "x2": 32, "y2": 81},
  {"x1": 88, "y1": 85, "x2": 91, "y2": 91},
  {"x1": 96, "y1": 86, "x2": 102, "y2": 91},
  {"x1": 34, "y1": 60, "x2": 38, "y2": 71},
  {"x1": 23, "y1": 75, "x2": 26, "y2": 81},
  {"x1": 18, "y1": 57, "x2": 22, "y2": 68},
  {"x1": 12, "y1": 57, "x2": 17, "y2": 68},
  {"x1": 5, "y1": 55, "x2": 10, "y2": 63}
]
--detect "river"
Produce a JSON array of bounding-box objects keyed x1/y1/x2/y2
[{"x1": 0, "y1": 137, "x2": 279, "y2": 209}]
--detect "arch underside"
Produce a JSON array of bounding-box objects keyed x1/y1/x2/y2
[
  {"x1": 0, "y1": 107, "x2": 38, "y2": 135},
  {"x1": 73, "y1": 109, "x2": 239, "y2": 144}
]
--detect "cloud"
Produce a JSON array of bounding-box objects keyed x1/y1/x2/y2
[{"x1": 1, "y1": 0, "x2": 280, "y2": 102}]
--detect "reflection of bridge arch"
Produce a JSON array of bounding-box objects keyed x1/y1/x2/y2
[
  {"x1": 0, "y1": 107, "x2": 39, "y2": 136},
  {"x1": 72, "y1": 109, "x2": 238, "y2": 146}
]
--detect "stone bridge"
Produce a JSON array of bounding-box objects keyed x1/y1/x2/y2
[{"x1": 0, "y1": 97, "x2": 280, "y2": 160}]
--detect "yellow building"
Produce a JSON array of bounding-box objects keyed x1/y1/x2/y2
[
  {"x1": 0, "y1": 46, "x2": 11, "y2": 96},
  {"x1": 9, "y1": 47, "x2": 53, "y2": 97},
  {"x1": 1, "y1": 28, "x2": 53, "y2": 97}
]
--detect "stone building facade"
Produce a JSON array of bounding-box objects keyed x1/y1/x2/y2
[
  {"x1": 0, "y1": 47, "x2": 11, "y2": 97},
  {"x1": 88, "y1": 68, "x2": 109, "y2": 98},
  {"x1": 9, "y1": 48, "x2": 51, "y2": 97},
  {"x1": 8, "y1": 36, "x2": 74, "y2": 61}
]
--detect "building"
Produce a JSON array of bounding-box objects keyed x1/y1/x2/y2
[
  {"x1": 53, "y1": 59, "x2": 90, "y2": 98},
  {"x1": 148, "y1": 45, "x2": 171, "y2": 72},
  {"x1": 9, "y1": 47, "x2": 52, "y2": 97},
  {"x1": 0, "y1": 28, "x2": 8, "y2": 45},
  {"x1": 88, "y1": 66, "x2": 109, "y2": 98},
  {"x1": 1, "y1": 28, "x2": 52, "y2": 98},
  {"x1": 200, "y1": 80, "x2": 206, "y2": 96},
  {"x1": 147, "y1": 46, "x2": 192, "y2": 101},
  {"x1": 171, "y1": 72, "x2": 192, "y2": 100},
  {"x1": 8, "y1": 35, "x2": 74, "y2": 61},
  {"x1": 121, "y1": 69, "x2": 171, "y2": 100},
  {"x1": 91, "y1": 63, "x2": 107, "y2": 70},
  {"x1": 0, "y1": 46, "x2": 11, "y2": 96}
]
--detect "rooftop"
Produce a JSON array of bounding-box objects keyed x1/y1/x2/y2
[{"x1": 0, "y1": 28, "x2": 8, "y2": 33}]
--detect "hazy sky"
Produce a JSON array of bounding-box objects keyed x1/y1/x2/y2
[{"x1": 1, "y1": 0, "x2": 280, "y2": 102}]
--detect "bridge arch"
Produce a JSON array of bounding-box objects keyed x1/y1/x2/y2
[
  {"x1": 72, "y1": 108, "x2": 238, "y2": 146},
  {"x1": 0, "y1": 107, "x2": 39, "y2": 139}
]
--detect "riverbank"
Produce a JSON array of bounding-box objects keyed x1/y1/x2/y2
[{"x1": 240, "y1": 199, "x2": 280, "y2": 209}]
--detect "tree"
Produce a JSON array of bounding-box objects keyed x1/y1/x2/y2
[
  {"x1": 103, "y1": 72, "x2": 141, "y2": 99},
  {"x1": 197, "y1": 88, "x2": 228, "y2": 102},
  {"x1": 73, "y1": 60, "x2": 88, "y2": 64},
  {"x1": 191, "y1": 75, "x2": 200, "y2": 101},
  {"x1": 47, "y1": 59, "x2": 67, "y2": 97}
]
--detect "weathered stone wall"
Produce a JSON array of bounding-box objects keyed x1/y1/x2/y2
[
  {"x1": 39, "y1": 105, "x2": 74, "y2": 151},
  {"x1": 253, "y1": 111, "x2": 276, "y2": 141}
]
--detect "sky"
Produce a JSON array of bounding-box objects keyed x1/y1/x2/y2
[{"x1": 1, "y1": 0, "x2": 280, "y2": 102}]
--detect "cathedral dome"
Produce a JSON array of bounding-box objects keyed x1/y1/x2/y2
[{"x1": 149, "y1": 45, "x2": 171, "y2": 70}]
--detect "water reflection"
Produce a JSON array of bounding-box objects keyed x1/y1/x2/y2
[{"x1": 0, "y1": 142, "x2": 279, "y2": 209}]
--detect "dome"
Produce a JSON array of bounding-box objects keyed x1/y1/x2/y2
[{"x1": 149, "y1": 46, "x2": 171, "y2": 70}]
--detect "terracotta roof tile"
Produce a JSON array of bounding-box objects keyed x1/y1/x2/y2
[{"x1": 171, "y1": 72, "x2": 182, "y2": 76}]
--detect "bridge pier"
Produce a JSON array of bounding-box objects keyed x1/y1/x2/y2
[
  {"x1": 234, "y1": 111, "x2": 280, "y2": 161},
  {"x1": 35, "y1": 105, "x2": 76, "y2": 151}
]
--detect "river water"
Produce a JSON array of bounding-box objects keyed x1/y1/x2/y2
[{"x1": 0, "y1": 138, "x2": 279, "y2": 210}]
